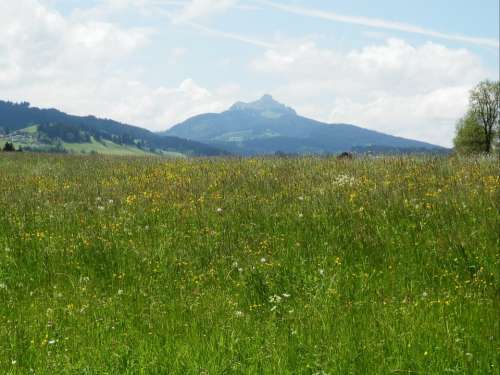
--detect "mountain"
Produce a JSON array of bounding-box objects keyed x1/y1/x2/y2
[
  {"x1": 163, "y1": 95, "x2": 448, "y2": 155},
  {"x1": 0, "y1": 100, "x2": 227, "y2": 156}
]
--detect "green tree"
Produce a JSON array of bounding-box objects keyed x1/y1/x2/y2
[
  {"x1": 2, "y1": 142, "x2": 16, "y2": 152},
  {"x1": 469, "y1": 80, "x2": 500, "y2": 153},
  {"x1": 453, "y1": 113, "x2": 488, "y2": 154}
]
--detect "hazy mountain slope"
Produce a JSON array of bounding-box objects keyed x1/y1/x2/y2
[
  {"x1": 0, "y1": 101, "x2": 227, "y2": 156},
  {"x1": 164, "y1": 95, "x2": 447, "y2": 155}
]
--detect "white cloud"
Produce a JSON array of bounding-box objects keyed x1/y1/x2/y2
[
  {"x1": 174, "y1": 0, "x2": 234, "y2": 22},
  {"x1": 96, "y1": 78, "x2": 236, "y2": 130},
  {"x1": 0, "y1": 0, "x2": 238, "y2": 131},
  {"x1": 169, "y1": 47, "x2": 188, "y2": 63},
  {"x1": 257, "y1": 0, "x2": 500, "y2": 48},
  {"x1": 185, "y1": 22, "x2": 275, "y2": 48},
  {"x1": 252, "y1": 38, "x2": 493, "y2": 146},
  {"x1": 329, "y1": 87, "x2": 471, "y2": 145},
  {"x1": 0, "y1": 0, "x2": 152, "y2": 87}
]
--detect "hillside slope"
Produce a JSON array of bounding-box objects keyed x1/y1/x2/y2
[
  {"x1": 0, "y1": 101, "x2": 227, "y2": 156},
  {"x1": 164, "y1": 95, "x2": 448, "y2": 155}
]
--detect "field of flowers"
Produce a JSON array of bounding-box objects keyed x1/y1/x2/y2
[{"x1": 0, "y1": 154, "x2": 498, "y2": 374}]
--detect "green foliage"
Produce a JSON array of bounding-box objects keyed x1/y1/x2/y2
[
  {"x1": 0, "y1": 155, "x2": 498, "y2": 373},
  {"x1": 2, "y1": 142, "x2": 16, "y2": 152},
  {"x1": 453, "y1": 112, "x2": 488, "y2": 154},
  {"x1": 0, "y1": 100, "x2": 228, "y2": 156},
  {"x1": 38, "y1": 123, "x2": 91, "y2": 143},
  {"x1": 468, "y1": 80, "x2": 500, "y2": 153}
]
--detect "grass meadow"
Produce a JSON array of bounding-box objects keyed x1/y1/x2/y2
[{"x1": 0, "y1": 154, "x2": 498, "y2": 374}]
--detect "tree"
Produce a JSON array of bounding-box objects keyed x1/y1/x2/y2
[
  {"x1": 469, "y1": 80, "x2": 500, "y2": 153},
  {"x1": 454, "y1": 112, "x2": 488, "y2": 154},
  {"x1": 2, "y1": 142, "x2": 16, "y2": 152}
]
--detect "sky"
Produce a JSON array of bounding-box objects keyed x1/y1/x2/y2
[{"x1": 0, "y1": 0, "x2": 499, "y2": 147}]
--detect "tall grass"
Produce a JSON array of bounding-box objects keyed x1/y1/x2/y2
[{"x1": 0, "y1": 154, "x2": 498, "y2": 374}]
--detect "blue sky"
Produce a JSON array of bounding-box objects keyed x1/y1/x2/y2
[{"x1": 1, "y1": 0, "x2": 499, "y2": 146}]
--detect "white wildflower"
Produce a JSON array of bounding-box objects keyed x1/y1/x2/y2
[
  {"x1": 235, "y1": 311, "x2": 244, "y2": 317},
  {"x1": 269, "y1": 294, "x2": 282, "y2": 304},
  {"x1": 260, "y1": 257, "x2": 266, "y2": 263},
  {"x1": 332, "y1": 174, "x2": 356, "y2": 187},
  {"x1": 282, "y1": 293, "x2": 291, "y2": 298},
  {"x1": 216, "y1": 208, "x2": 223, "y2": 213}
]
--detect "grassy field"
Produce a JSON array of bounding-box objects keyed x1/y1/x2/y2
[
  {"x1": 0, "y1": 154, "x2": 498, "y2": 374},
  {"x1": 1, "y1": 129, "x2": 186, "y2": 157}
]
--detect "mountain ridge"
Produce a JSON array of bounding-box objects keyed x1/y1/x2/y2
[
  {"x1": 0, "y1": 100, "x2": 228, "y2": 156},
  {"x1": 163, "y1": 95, "x2": 448, "y2": 155}
]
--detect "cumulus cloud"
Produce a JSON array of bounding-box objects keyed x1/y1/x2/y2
[
  {"x1": 0, "y1": 0, "x2": 239, "y2": 131},
  {"x1": 0, "y1": 0, "x2": 152, "y2": 87},
  {"x1": 251, "y1": 38, "x2": 494, "y2": 146}
]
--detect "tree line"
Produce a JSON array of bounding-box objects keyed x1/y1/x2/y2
[
  {"x1": 454, "y1": 80, "x2": 499, "y2": 154},
  {"x1": 1, "y1": 142, "x2": 22, "y2": 152}
]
